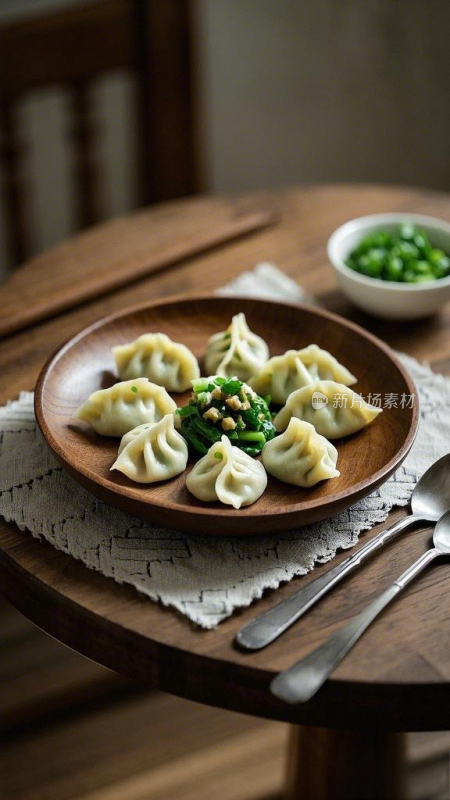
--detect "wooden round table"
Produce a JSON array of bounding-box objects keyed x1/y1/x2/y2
[{"x1": 1, "y1": 185, "x2": 450, "y2": 800}]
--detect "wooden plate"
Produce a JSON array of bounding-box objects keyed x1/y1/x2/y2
[{"x1": 35, "y1": 296, "x2": 419, "y2": 535}]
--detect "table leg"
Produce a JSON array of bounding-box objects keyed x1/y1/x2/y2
[{"x1": 285, "y1": 724, "x2": 407, "y2": 800}]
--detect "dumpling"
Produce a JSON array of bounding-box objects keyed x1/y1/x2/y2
[
  {"x1": 295, "y1": 345, "x2": 357, "y2": 385},
  {"x1": 118, "y1": 415, "x2": 181, "y2": 454},
  {"x1": 204, "y1": 312, "x2": 269, "y2": 381},
  {"x1": 273, "y1": 380, "x2": 382, "y2": 439},
  {"x1": 75, "y1": 378, "x2": 177, "y2": 436},
  {"x1": 262, "y1": 418, "x2": 340, "y2": 487},
  {"x1": 249, "y1": 350, "x2": 311, "y2": 404},
  {"x1": 118, "y1": 422, "x2": 156, "y2": 454},
  {"x1": 250, "y1": 345, "x2": 357, "y2": 405},
  {"x1": 111, "y1": 414, "x2": 188, "y2": 483},
  {"x1": 186, "y1": 435, "x2": 267, "y2": 509},
  {"x1": 113, "y1": 333, "x2": 200, "y2": 392}
]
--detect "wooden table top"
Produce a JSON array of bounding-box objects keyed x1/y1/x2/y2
[{"x1": 1, "y1": 185, "x2": 449, "y2": 732}]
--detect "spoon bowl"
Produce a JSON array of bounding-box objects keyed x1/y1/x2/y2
[
  {"x1": 411, "y1": 453, "x2": 450, "y2": 521},
  {"x1": 433, "y1": 510, "x2": 450, "y2": 554}
]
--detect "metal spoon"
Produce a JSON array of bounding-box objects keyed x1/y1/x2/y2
[
  {"x1": 271, "y1": 509, "x2": 450, "y2": 704},
  {"x1": 237, "y1": 453, "x2": 450, "y2": 651}
]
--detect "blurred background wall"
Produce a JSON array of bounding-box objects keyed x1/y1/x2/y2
[{"x1": 0, "y1": 0, "x2": 449, "y2": 276}]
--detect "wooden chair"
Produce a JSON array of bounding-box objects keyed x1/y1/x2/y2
[{"x1": 0, "y1": 0, "x2": 200, "y2": 267}]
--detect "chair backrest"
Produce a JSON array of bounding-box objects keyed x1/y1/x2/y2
[{"x1": 0, "y1": 0, "x2": 200, "y2": 267}]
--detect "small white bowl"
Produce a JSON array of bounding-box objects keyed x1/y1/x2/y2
[{"x1": 327, "y1": 213, "x2": 450, "y2": 320}]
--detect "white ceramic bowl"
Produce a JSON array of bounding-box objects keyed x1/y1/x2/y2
[{"x1": 327, "y1": 213, "x2": 450, "y2": 320}]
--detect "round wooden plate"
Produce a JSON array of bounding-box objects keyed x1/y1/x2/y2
[{"x1": 35, "y1": 296, "x2": 419, "y2": 535}]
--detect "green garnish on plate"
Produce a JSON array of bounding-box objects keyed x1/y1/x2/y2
[{"x1": 176, "y1": 375, "x2": 276, "y2": 457}]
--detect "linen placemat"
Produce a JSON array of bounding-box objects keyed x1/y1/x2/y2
[{"x1": 1, "y1": 264, "x2": 449, "y2": 628}]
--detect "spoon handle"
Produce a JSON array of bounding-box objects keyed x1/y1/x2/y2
[
  {"x1": 271, "y1": 547, "x2": 439, "y2": 705},
  {"x1": 237, "y1": 513, "x2": 421, "y2": 651}
]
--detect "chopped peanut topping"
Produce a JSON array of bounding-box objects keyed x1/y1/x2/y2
[
  {"x1": 225, "y1": 395, "x2": 242, "y2": 411},
  {"x1": 211, "y1": 387, "x2": 224, "y2": 400},
  {"x1": 203, "y1": 407, "x2": 222, "y2": 423},
  {"x1": 221, "y1": 416, "x2": 237, "y2": 431}
]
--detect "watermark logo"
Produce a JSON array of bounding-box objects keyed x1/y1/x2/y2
[
  {"x1": 331, "y1": 393, "x2": 416, "y2": 409},
  {"x1": 308, "y1": 392, "x2": 416, "y2": 410},
  {"x1": 312, "y1": 391, "x2": 329, "y2": 410}
]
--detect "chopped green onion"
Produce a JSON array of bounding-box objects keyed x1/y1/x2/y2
[
  {"x1": 237, "y1": 431, "x2": 266, "y2": 442},
  {"x1": 191, "y1": 378, "x2": 210, "y2": 393},
  {"x1": 131, "y1": 386, "x2": 138, "y2": 393}
]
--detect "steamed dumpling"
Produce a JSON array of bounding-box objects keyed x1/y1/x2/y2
[
  {"x1": 113, "y1": 333, "x2": 200, "y2": 392},
  {"x1": 111, "y1": 414, "x2": 188, "y2": 483},
  {"x1": 118, "y1": 415, "x2": 181, "y2": 455},
  {"x1": 204, "y1": 312, "x2": 269, "y2": 381},
  {"x1": 295, "y1": 345, "x2": 357, "y2": 385},
  {"x1": 262, "y1": 418, "x2": 340, "y2": 487},
  {"x1": 186, "y1": 435, "x2": 267, "y2": 509},
  {"x1": 118, "y1": 422, "x2": 156, "y2": 454},
  {"x1": 75, "y1": 378, "x2": 177, "y2": 436},
  {"x1": 250, "y1": 345, "x2": 357, "y2": 405},
  {"x1": 273, "y1": 380, "x2": 382, "y2": 439}
]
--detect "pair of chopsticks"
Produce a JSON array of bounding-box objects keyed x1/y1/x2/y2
[{"x1": 0, "y1": 208, "x2": 278, "y2": 339}]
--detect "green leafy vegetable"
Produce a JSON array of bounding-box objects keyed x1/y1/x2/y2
[
  {"x1": 221, "y1": 378, "x2": 243, "y2": 396},
  {"x1": 176, "y1": 405, "x2": 198, "y2": 418},
  {"x1": 176, "y1": 375, "x2": 275, "y2": 457}
]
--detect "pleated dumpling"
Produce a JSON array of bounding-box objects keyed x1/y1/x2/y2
[
  {"x1": 75, "y1": 378, "x2": 177, "y2": 436},
  {"x1": 262, "y1": 418, "x2": 340, "y2": 487},
  {"x1": 113, "y1": 333, "x2": 200, "y2": 392},
  {"x1": 111, "y1": 414, "x2": 188, "y2": 483},
  {"x1": 250, "y1": 345, "x2": 356, "y2": 405},
  {"x1": 118, "y1": 422, "x2": 156, "y2": 454},
  {"x1": 204, "y1": 313, "x2": 269, "y2": 381},
  {"x1": 295, "y1": 345, "x2": 357, "y2": 385},
  {"x1": 118, "y1": 415, "x2": 181, "y2": 454},
  {"x1": 273, "y1": 380, "x2": 382, "y2": 439},
  {"x1": 186, "y1": 435, "x2": 267, "y2": 509}
]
